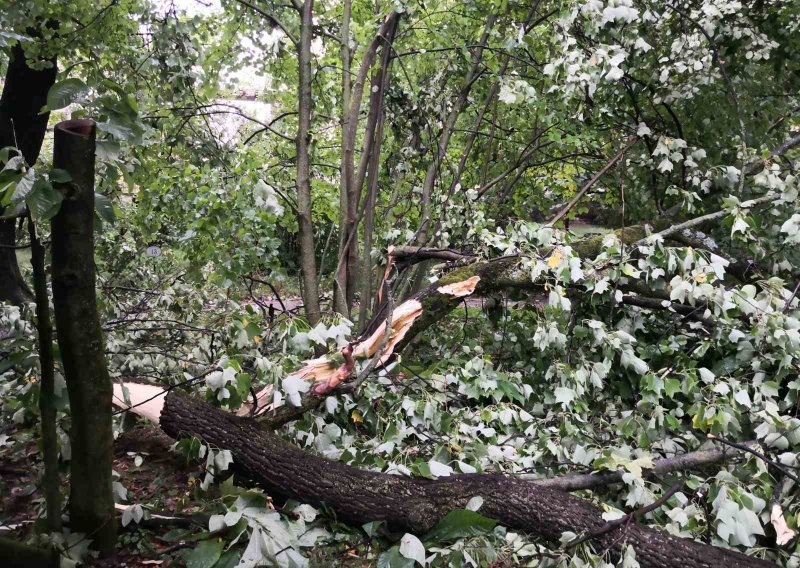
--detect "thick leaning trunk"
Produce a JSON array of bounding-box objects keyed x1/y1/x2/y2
[
  {"x1": 0, "y1": 43, "x2": 57, "y2": 305},
  {"x1": 160, "y1": 392, "x2": 773, "y2": 568},
  {"x1": 50, "y1": 120, "x2": 116, "y2": 556}
]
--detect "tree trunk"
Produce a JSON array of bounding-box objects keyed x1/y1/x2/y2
[
  {"x1": 0, "y1": 44, "x2": 57, "y2": 305},
  {"x1": 335, "y1": 11, "x2": 402, "y2": 315},
  {"x1": 160, "y1": 391, "x2": 773, "y2": 568},
  {"x1": 357, "y1": 13, "x2": 397, "y2": 329},
  {"x1": 296, "y1": 0, "x2": 322, "y2": 326},
  {"x1": 50, "y1": 119, "x2": 116, "y2": 556},
  {"x1": 334, "y1": 0, "x2": 352, "y2": 317},
  {"x1": 0, "y1": 220, "x2": 31, "y2": 305},
  {"x1": 28, "y1": 215, "x2": 62, "y2": 532}
]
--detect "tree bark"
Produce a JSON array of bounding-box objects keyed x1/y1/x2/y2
[
  {"x1": 28, "y1": 215, "x2": 62, "y2": 532},
  {"x1": 296, "y1": 0, "x2": 322, "y2": 326},
  {"x1": 356, "y1": 13, "x2": 398, "y2": 329},
  {"x1": 0, "y1": 43, "x2": 57, "y2": 305},
  {"x1": 335, "y1": 11, "x2": 402, "y2": 315},
  {"x1": 50, "y1": 119, "x2": 116, "y2": 556},
  {"x1": 334, "y1": 0, "x2": 353, "y2": 317},
  {"x1": 160, "y1": 391, "x2": 773, "y2": 568},
  {"x1": 0, "y1": 219, "x2": 31, "y2": 305}
]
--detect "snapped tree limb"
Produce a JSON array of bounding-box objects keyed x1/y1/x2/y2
[{"x1": 114, "y1": 389, "x2": 775, "y2": 568}]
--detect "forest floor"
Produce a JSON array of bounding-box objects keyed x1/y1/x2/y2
[
  {"x1": 1, "y1": 419, "x2": 372, "y2": 566},
  {"x1": 0, "y1": 421, "x2": 206, "y2": 567}
]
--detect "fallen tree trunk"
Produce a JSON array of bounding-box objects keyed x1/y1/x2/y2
[{"x1": 156, "y1": 391, "x2": 773, "y2": 567}]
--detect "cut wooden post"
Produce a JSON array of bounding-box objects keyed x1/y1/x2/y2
[{"x1": 50, "y1": 119, "x2": 116, "y2": 556}]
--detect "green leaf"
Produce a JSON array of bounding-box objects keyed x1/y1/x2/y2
[
  {"x1": 212, "y1": 550, "x2": 240, "y2": 568},
  {"x1": 97, "y1": 120, "x2": 139, "y2": 143},
  {"x1": 94, "y1": 192, "x2": 116, "y2": 223},
  {"x1": 245, "y1": 321, "x2": 260, "y2": 340},
  {"x1": 185, "y1": 539, "x2": 223, "y2": 568},
  {"x1": 27, "y1": 178, "x2": 63, "y2": 221},
  {"x1": 665, "y1": 378, "x2": 681, "y2": 398},
  {"x1": 423, "y1": 509, "x2": 497, "y2": 543},
  {"x1": 377, "y1": 546, "x2": 415, "y2": 568},
  {"x1": 362, "y1": 520, "x2": 384, "y2": 537},
  {"x1": 234, "y1": 373, "x2": 251, "y2": 399},
  {"x1": 96, "y1": 140, "x2": 121, "y2": 161},
  {"x1": 45, "y1": 78, "x2": 89, "y2": 112},
  {"x1": 10, "y1": 169, "x2": 36, "y2": 204}
]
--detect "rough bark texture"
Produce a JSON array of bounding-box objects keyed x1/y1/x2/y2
[
  {"x1": 160, "y1": 392, "x2": 774, "y2": 568},
  {"x1": 50, "y1": 119, "x2": 116, "y2": 555},
  {"x1": 296, "y1": 0, "x2": 322, "y2": 326},
  {"x1": 28, "y1": 216, "x2": 62, "y2": 531},
  {"x1": 0, "y1": 44, "x2": 57, "y2": 305}
]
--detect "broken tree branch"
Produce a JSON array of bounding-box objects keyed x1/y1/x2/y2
[
  {"x1": 148, "y1": 391, "x2": 774, "y2": 567},
  {"x1": 529, "y1": 440, "x2": 758, "y2": 491}
]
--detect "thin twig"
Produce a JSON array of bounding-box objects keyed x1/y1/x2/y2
[
  {"x1": 707, "y1": 434, "x2": 800, "y2": 484},
  {"x1": 565, "y1": 482, "x2": 684, "y2": 550},
  {"x1": 549, "y1": 136, "x2": 639, "y2": 226}
]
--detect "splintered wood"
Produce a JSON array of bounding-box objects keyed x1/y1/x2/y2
[
  {"x1": 112, "y1": 382, "x2": 167, "y2": 424},
  {"x1": 117, "y1": 275, "x2": 482, "y2": 421},
  {"x1": 247, "y1": 298, "x2": 423, "y2": 415},
  {"x1": 437, "y1": 275, "x2": 480, "y2": 297}
]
